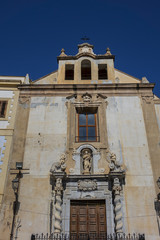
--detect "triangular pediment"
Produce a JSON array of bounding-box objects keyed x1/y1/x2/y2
[
  {"x1": 115, "y1": 69, "x2": 142, "y2": 83},
  {"x1": 33, "y1": 70, "x2": 58, "y2": 84}
]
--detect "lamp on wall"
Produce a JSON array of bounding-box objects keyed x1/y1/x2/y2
[{"x1": 12, "y1": 177, "x2": 19, "y2": 194}]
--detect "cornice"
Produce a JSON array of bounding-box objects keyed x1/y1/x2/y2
[
  {"x1": 18, "y1": 83, "x2": 155, "y2": 97},
  {"x1": 57, "y1": 54, "x2": 115, "y2": 62}
]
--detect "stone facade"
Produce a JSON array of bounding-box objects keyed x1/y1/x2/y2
[{"x1": 0, "y1": 43, "x2": 160, "y2": 240}]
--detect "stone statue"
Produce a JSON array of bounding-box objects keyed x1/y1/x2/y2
[
  {"x1": 82, "y1": 149, "x2": 92, "y2": 174},
  {"x1": 50, "y1": 153, "x2": 66, "y2": 173},
  {"x1": 107, "y1": 151, "x2": 125, "y2": 173}
]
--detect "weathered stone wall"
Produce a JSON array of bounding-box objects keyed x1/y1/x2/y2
[
  {"x1": 0, "y1": 89, "x2": 19, "y2": 207},
  {"x1": 17, "y1": 96, "x2": 67, "y2": 239},
  {"x1": 106, "y1": 96, "x2": 159, "y2": 239}
]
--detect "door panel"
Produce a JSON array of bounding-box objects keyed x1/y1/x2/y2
[{"x1": 70, "y1": 200, "x2": 107, "y2": 237}]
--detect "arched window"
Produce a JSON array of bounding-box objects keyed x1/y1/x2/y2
[{"x1": 81, "y1": 60, "x2": 91, "y2": 80}]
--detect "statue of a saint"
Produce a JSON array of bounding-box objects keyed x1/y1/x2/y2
[{"x1": 82, "y1": 149, "x2": 92, "y2": 174}]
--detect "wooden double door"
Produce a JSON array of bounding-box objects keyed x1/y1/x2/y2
[{"x1": 70, "y1": 200, "x2": 107, "y2": 237}]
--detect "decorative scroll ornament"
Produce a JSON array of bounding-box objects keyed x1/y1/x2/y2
[
  {"x1": 54, "y1": 178, "x2": 63, "y2": 235},
  {"x1": 82, "y1": 148, "x2": 92, "y2": 174},
  {"x1": 78, "y1": 180, "x2": 97, "y2": 191},
  {"x1": 113, "y1": 178, "x2": 123, "y2": 235},
  {"x1": 142, "y1": 96, "x2": 153, "y2": 104},
  {"x1": 50, "y1": 154, "x2": 66, "y2": 173},
  {"x1": 107, "y1": 151, "x2": 125, "y2": 173}
]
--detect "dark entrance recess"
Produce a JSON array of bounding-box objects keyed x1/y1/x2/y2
[{"x1": 70, "y1": 200, "x2": 107, "y2": 238}]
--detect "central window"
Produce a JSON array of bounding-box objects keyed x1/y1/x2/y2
[
  {"x1": 77, "y1": 108, "x2": 98, "y2": 142},
  {"x1": 81, "y1": 60, "x2": 91, "y2": 80}
]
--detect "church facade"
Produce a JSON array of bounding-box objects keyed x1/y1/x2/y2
[{"x1": 0, "y1": 43, "x2": 160, "y2": 240}]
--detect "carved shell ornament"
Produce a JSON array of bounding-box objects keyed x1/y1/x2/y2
[
  {"x1": 82, "y1": 92, "x2": 92, "y2": 102},
  {"x1": 78, "y1": 180, "x2": 97, "y2": 191}
]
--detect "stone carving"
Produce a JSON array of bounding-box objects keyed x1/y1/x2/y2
[
  {"x1": 98, "y1": 168, "x2": 105, "y2": 173},
  {"x1": 78, "y1": 180, "x2": 97, "y2": 191},
  {"x1": 105, "y1": 47, "x2": 111, "y2": 56},
  {"x1": 72, "y1": 145, "x2": 101, "y2": 174},
  {"x1": 142, "y1": 77, "x2": 149, "y2": 83},
  {"x1": 82, "y1": 148, "x2": 92, "y2": 174},
  {"x1": 113, "y1": 178, "x2": 123, "y2": 235},
  {"x1": 82, "y1": 92, "x2": 92, "y2": 102},
  {"x1": 54, "y1": 178, "x2": 63, "y2": 235},
  {"x1": 50, "y1": 154, "x2": 66, "y2": 173},
  {"x1": 107, "y1": 151, "x2": 124, "y2": 173},
  {"x1": 142, "y1": 96, "x2": 153, "y2": 104},
  {"x1": 59, "y1": 48, "x2": 67, "y2": 56}
]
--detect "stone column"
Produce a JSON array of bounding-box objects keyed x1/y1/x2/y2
[
  {"x1": 112, "y1": 178, "x2": 123, "y2": 236},
  {"x1": 54, "y1": 177, "x2": 64, "y2": 235}
]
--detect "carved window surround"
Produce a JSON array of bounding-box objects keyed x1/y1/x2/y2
[{"x1": 66, "y1": 93, "x2": 108, "y2": 150}]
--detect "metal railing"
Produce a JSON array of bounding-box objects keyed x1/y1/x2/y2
[
  {"x1": 75, "y1": 136, "x2": 100, "y2": 142},
  {"x1": 31, "y1": 233, "x2": 145, "y2": 240}
]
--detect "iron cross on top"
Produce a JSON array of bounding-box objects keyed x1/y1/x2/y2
[{"x1": 81, "y1": 36, "x2": 90, "y2": 41}]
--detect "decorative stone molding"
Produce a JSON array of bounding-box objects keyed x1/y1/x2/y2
[
  {"x1": 78, "y1": 180, "x2": 97, "y2": 191},
  {"x1": 82, "y1": 92, "x2": 92, "y2": 103},
  {"x1": 142, "y1": 77, "x2": 149, "y2": 83},
  {"x1": 96, "y1": 93, "x2": 107, "y2": 100},
  {"x1": 54, "y1": 178, "x2": 63, "y2": 235},
  {"x1": 112, "y1": 178, "x2": 123, "y2": 235},
  {"x1": 50, "y1": 153, "x2": 66, "y2": 235},
  {"x1": 50, "y1": 154, "x2": 66, "y2": 173},
  {"x1": 142, "y1": 96, "x2": 154, "y2": 104},
  {"x1": 59, "y1": 48, "x2": 67, "y2": 56},
  {"x1": 19, "y1": 96, "x2": 30, "y2": 104},
  {"x1": 107, "y1": 151, "x2": 125, "y2": 173}
]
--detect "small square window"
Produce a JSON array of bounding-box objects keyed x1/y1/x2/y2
[{"x1": 0, "y1": 101, "x2": 8, "y2": 118}]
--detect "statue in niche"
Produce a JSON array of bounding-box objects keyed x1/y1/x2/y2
[{"x1": 82, "y1": 149, "x2": 92, "y2": 174}]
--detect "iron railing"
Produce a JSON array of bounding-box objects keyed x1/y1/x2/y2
[
  {"x1": 75, "y1": 136, "x2": 100, "y2": 142},
  {"x1": 31, "y1": 233, "x2": 145, "y2": 240}
]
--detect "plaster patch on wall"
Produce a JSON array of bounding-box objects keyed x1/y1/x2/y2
[{"x1": 0, "y1": 136, "x2": 6, "y2": 174}]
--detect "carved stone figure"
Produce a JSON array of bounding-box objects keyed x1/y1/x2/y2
[
  {"x1": 50, "y1": 154, "x2": 66, "y2": 173},
  {"x1": 82, "y1": 92, "x2": 92, "y2": 102},
  {"x1": 113, "y1": 178, "x2": 123, "y2": 236},
  {"x1": 82, "y1": 149, "x2": 92, "y2": 174},
  {"x1": 107, "y1": 151, "x2": 124, "y2": 173},
  {"x1": 78, "y1": 180, "x2": 97, "y2": 191}
]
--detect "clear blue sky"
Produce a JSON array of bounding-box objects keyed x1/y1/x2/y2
[{"x1": 0, "y1": 0, "x2": 160, "y2": 96}]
